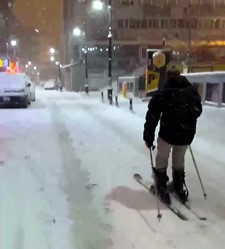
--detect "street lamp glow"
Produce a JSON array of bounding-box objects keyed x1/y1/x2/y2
[
  {"x1": 35, "y1": 29, "x2": 39, "y2": 33},
  {"x1": 50, "y1": 56, "x2": 55, "y2": 61},
  {"x1": 28, "y1": 61, "x2": 32, "y2": 65},
  {"x1": 10, "y1": 40, "x2": 17, "y2": 47},
  {"x1": 34, "y1": 66, "x2": 37, "y2": 70},
  {"x1": 25, "y1": 64, "x2": 28, "y2": 68},
  {"x1": 50, "y1": 48, "x2": 56, "y2": 54},
  {"x1": 55, "y1": 61, "x2": 59, "y2": 65},
  {"x1": 92, "y1": 0, "x2": 104, "y2": 11},
  {"x1": 73, "y1": 27, "x2": 82, "y2": 37}
]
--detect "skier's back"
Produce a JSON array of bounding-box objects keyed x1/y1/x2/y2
[{"x1": 143, "y1": 72, "x2": 202, "y2": 204}]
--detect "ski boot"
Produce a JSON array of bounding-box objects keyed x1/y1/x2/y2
[
  {"x1": 153, "y1": 168, "x2": 171, "y2": 205},
  {"x1": 172, "y1": 169, "x2": 189, "y2": 203}
]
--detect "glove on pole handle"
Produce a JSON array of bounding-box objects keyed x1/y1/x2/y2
[
  {"x1": 189, "y1": 145, "x2": 207, "y2": 199},
  {"x1": 150, "y1": 146, "x2": 162, "y2": 221}
]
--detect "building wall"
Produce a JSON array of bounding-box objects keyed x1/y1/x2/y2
[
  {"x1": 63, "y1": 0, "x2": 225, "y2": 90},
  {"x1": 114, "y1": 0, "x2": 225, "y2": 44}
]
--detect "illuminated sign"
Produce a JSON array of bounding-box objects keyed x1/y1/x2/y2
[{"x1": 0, "y1": 58, "x2": 9, "y2": 68}]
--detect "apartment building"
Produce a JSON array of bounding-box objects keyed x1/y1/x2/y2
[
  {"x1": 116, "y1": 0, "x2": 225, "y2": 61},
  {"x1": 65, "y1": 0, "x2": 225, "y2": 63},
  {"x1": 62, "y1": 0, "x2": 225, "y2": 90}
]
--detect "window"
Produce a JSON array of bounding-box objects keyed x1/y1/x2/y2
[
  {"x1": 197, "y1": 20, "x2": 203, "y2": 29},
  {"x1": 129, "y1": 19, "x2": 141, "y2": 28},
  {"x1": 118, "y1": 19, "x2": 123, "y2": 28},
  {"x1": 214, "y1": 19, "x2": 220, "y2": 29},
  {"x1": 121, "y1": 0, "x2": 134, "y2": 5},
  {"x1": 161, "y1": 19, "x2": 169, "y2": 29},
  {"x1": 190, "y1": 19, "x2": 198, "y2": 29},
  {"x1": 170, "y1": 19, "x2": 177, "y2": 28},
  {"x1": 152, "y1": 19, "x2": 159, "y2": 29},
  {"x1": 141, "y1": 19, "x2": 148, "y2": 28},
  {"x1": 178, "y1": 19, "x2": 185, "y2": 28},
  {"x1": 148, "y1": 19, "x2": 152, "y2": 28}
]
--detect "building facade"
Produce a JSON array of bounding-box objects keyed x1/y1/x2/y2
[
  {"x1": 114, "y1": 0, "x2": 225, "y2": 62},
  {"x1": 63, "y1": 0, "x2": 225, "y2": 90},
  {"x1": 68, "y1": 0, "x2": 225, "y2": 60}
]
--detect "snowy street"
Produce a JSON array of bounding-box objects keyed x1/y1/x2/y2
[{"x1": 0, "y1": 89, "x2": 225, "y2": 249}]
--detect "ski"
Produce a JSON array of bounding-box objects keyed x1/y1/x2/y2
[
  {"x1": 167, "y1": 184, "x2": 207, "y2": 221},
  {"x1": 133, "y1": 173, "x2": 188, "y2": 221}
]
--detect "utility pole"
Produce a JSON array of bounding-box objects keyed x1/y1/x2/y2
[
  {"x1": 187, "y1": 2, "x2": 192, "y2": 73},
  {"x1": 84, "y1": 41, "x2": 89, "y2": 94},
  {"x1": 107, "y1": 0, "x2": 113, "y2": 104}
]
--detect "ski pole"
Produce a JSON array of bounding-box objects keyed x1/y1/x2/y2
[
  {"x1": 189, "y1": 146, "x2": 207, "y2": 199},
  {"x1": 150, "y1": 146, "x2": 162, "y2": 221}
]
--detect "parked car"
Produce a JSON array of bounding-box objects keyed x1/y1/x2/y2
[
  {"x1": 44, "y1": 80, "x2": 56, "y2": 90},
  {"x1": 0, "y1": 72, "x2": 30, "y2": 108}
]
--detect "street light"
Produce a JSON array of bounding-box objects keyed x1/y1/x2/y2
[
  {"x1": 92, "y1": 0, "x2": 104, "y2": 11},
  {"x1": 50, "y1": 56, "x2": 55, "y2": 61},
  {"x1": 73, "y1": 27, "x2": 82, "y2": 37},
  {"x1": 10, "y1": 40, "x2": 17, "y2": 47},
  {"x1": 28, "y1": 61, "x2": 32, "y2": 65},
  {"x1": 50, "y1": 47, "x2": 56, "y2": 54},
  {"x1": 10, "y1": 39, "x2": 17, "y2": 57},
  {"x1": 25, "y1": 64, "x2": 28, "y2": 68},
  {"x1": 34, "y1": 66, "x2": 37, "y2": 70}
]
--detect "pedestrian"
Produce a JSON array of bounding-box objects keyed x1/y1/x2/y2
[{"x1": 143, "y1": 71, "x2": 202, "y2": 204}]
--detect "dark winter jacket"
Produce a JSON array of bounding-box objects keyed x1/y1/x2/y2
[{"x1": 143, "y1": 75, "x2": 202, "y2": 146}]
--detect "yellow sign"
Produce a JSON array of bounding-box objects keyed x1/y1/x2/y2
[
  {"x1": 0, "y1": 59, "x2": 3, "y2": 67},
  {"x1": 146, "y1": 71, "x2": 160, "y2": 93},
  {"x1": 122, "y1": 82, "x2": 128, "y2": 98}
]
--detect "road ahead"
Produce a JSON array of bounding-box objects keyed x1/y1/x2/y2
[{"x1": 0, "y1": 89, "x2": 225, "y2": 249}]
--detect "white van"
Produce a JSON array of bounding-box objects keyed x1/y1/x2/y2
[{"x1": 0, "y1": 72, "x2": 31, "y2": 108}]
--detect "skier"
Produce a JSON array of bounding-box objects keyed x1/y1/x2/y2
[{"x1": 143, "y1": 71, "x2": 202, "y2": 204}]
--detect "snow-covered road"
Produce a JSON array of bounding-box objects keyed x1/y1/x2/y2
[{"x1": 0, "y1": 89, "x2": 225, "y2": 249}]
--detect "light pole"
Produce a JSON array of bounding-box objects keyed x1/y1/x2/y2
[
  {"x1": 84, "y1": 46, "x2": 89, "y2": 94},
  {"x1": 107, "y1": 0, "x2": 113, "y2": 104},
  {"x1": 92, "y1": 0, "x2": 113, "y2": 103},
  {"x1": 10, "y1": 39, "x2": 17, "y2": 57},
  {"x1": 50, "y1": 47, "x2": 62, "y2": 84},
  {"x1": 187, "y1": 3, "x2": 192, "y2": 73},
  {"x1": 73, "y1": 27, "x2": 89, "y2": 94}
]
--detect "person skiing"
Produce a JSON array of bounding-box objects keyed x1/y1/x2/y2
[{"x1": 143, "y1": 71, "x2": 202, "y2": 204}]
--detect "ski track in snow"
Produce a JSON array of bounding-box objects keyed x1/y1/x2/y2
[{"x1": 0, "y1": 89, "x2": 225, "y2": 249}]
